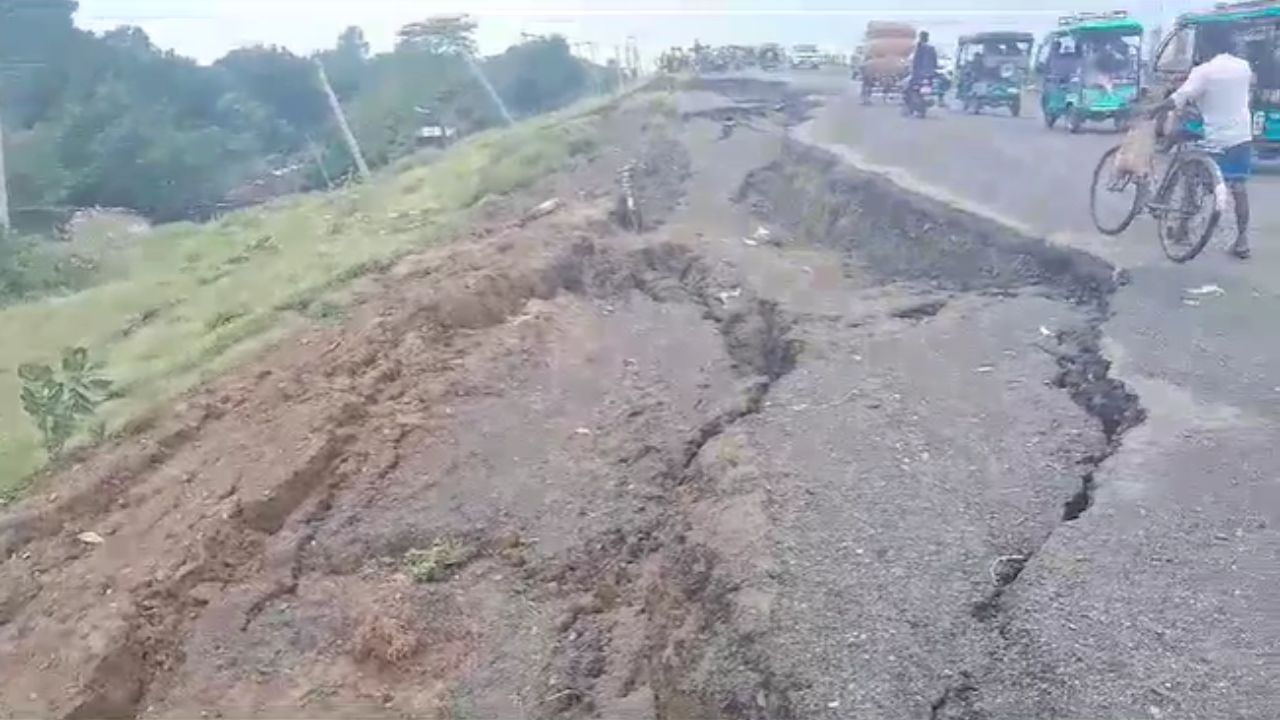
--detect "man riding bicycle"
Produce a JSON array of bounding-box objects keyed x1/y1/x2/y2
[{"x1": 1149, "y1": 23, "x2": 1254, "y2": 258}]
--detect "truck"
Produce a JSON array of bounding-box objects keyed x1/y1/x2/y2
[
  {"x1": 859, "y1": 21, "x2": 917, "y2": 103},
  {"x1": 790, "y1": 44, "x2": 822, "y2": 69}
]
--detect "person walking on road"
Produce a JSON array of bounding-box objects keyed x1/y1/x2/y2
[{"x1": 1149, "y1": 23, "x2": 1254, "y2": 258}]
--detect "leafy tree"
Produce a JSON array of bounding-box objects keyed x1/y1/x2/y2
[
  {"x1": 487, "y1": 37, "x2": 589, "y2": 116},
  {"x1": 4, "y1": 124, "x2": 69, "y2": 208},
  {"x1": 0, "y1": 0, "x2": 79, "y2": 127},
  {"x1": 2, "y1": 9, "x2": 602, "y2": 225},
  {"x1": 216, "y1": 46, "x2": 330, "y2": 150},
  {"x1": 397, "y1": 15, "x2": 478, "y2": 56},
  {"x1": 318, "y1": 26, "x2": 370, "y2": 100},
  {"x1": 18, "y1": 346, "x2": 112, "y2": 458}
]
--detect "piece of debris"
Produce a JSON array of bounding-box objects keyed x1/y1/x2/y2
[
  {"x1": 1182, "y1": 298, "x2": 1202, "y2": 307},
  {"x1": 742, "y1": 238, "x2": 760, "y2": 247},
  {"x1": 521, "y1": 198, "x2": 563, "y2": 225},
  {"x1": 989, "y1": 554, "x2": 1028, "y2": 585},
  {"x1": 1185, "y1": 284, "x2": 1225, "y2": 297},
  {"x1": 717, "y1": 288, "x2": 743, "y2": 304},
  {"x1": 752, "y1": 226, "x2": 772, "y2": 242},
  {"x1": 76, "y1": 531, "x2": 105, "y2": 546},
  {"x1": 1039, "y1": 325, "x2": 1054, "y2": 337},
  {"x1": 891, "y1": 299, "x2": 947, "y2": 320},
  {"x1": 974, "y1": 365, "x2": 995, "y2": 374},
  {"x1": 573, "y1": 427, "x2": 593, "y2": 436}
]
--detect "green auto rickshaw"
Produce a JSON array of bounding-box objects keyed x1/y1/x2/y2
[
  {"x1": 1154, "y1": 0, "x2": 1280, "y2": 159},
  {"x1": 1037, "y1": 11, "x2": 1143, "y2": 132},
  {"x1": 955, "y1": 32, "x2": 1035, "y2": 116}
]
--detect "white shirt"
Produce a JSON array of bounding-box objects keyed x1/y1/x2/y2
[{"x1": 1172, "y1": 53, "x2": 1254, "y2": 150}]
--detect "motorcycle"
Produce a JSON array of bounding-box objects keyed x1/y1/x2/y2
[{"x1": 902, "y1": 75, "x2": 935, "y2": 118}]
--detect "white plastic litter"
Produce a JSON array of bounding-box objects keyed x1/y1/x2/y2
[{"x1": 1185, "y1": 284, "x2": 1225, "y2": 297}]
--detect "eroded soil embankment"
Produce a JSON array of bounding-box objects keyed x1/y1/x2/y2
[
  {"x1": 0, "y1": 87, "x2": 1149, "y2": 720},
  {"x1": 0, "y1": 95, "x2": 804, "y2": 719}
]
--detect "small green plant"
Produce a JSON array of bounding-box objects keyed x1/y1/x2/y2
[
  {"x1": 18, "y1": 347, "x2": 113, "y2": 458},
  {"x1": 206, "y1": 308, "x2": 247, "y2": 331},
  {"x1": 404, "y1": 539, "x2": 471, "y2": 583},
  {"x1": 305, "y1": 300, "x2": 349, "y2": 324}
]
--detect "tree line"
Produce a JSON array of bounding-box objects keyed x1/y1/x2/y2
[{"x1": 0, "y1": 2, "x2": 610, "y2": 224}]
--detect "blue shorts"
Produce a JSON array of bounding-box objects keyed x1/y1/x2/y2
[{"x1": 1214, "y1": 142, "x2": 1253, "y2": 182}]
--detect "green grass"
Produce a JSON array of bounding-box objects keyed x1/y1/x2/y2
[
  {"x1": 0, "y1": 110, "x2": 604, "y2": 497},
  {"x1": 403, "y1": 538, "x2": 473, "y2": 583}
]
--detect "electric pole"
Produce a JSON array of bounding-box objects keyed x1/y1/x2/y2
[
  {"x1": 614, "y1": 45, "x2": 624, "y2": 94},
  {"x1": 0, "y1": 117, "x2": 10, "y2": 234},
  {"x1": 315, "y1": 61, "x2": 370, "y2": 183}
]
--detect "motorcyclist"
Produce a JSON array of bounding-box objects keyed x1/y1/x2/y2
[
  {"x1": 911, "y1": 31, "x2": 939, "y2": 85},
  {"x1": 907, "y1": 31, "x2": 939, "y2": 109}
]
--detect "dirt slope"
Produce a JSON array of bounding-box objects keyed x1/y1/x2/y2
[{"x1": 0, "y1": 81, "x2": 1142, "y2": 719}]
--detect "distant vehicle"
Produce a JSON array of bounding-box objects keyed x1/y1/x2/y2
[
  {"x1": 414, "y1": 106, "x2": 458, "y2": 147},
  {"x1": 1038, "y1": 11, "x2": 1143, "y2": 133},
  {"x1": 954, "y1": 32, "x2": 1034, "y2": 116},
  {"x1": 791, "y1": 44, "x2": 822, "y2": 69},
  {"x1": 860, "y1": 21, "x2": 917, "y2": 103},
  {"x1": 760, "y1": 43, "x2": 783, "y2": 71}
]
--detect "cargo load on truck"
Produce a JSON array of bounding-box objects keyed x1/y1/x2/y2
[{"x1": 859, "y1": 20, "x2": 917, "y2": 102}]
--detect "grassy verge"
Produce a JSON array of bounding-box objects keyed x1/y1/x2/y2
[{"x1": 0, "y1": 109, "x2": 604, "y2": 498}]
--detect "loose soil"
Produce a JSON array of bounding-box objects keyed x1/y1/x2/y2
[{"x1": 0, "y1": 80, "x2": 1143, "y2": 719}]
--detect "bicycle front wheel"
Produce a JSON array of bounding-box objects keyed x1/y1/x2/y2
[
  {"x1": 1153, "y1": 152, "x2": 1224, "y2": 263},
  {"x1": 1090, "y1": 145, "x2": 1143, "y2": 236}
]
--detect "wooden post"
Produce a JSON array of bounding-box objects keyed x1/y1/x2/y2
[{"x1": 315, "y1": 61, "x2": 370, "y2": 182}]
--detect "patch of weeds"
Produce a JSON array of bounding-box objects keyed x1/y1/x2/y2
[
  {"x1": 387, "y1": 209, "x2": 432, "y2": 234},
  {"x1": 119, "y1": 305, "x2": 166, "y2": 338},
  {"x1": 218, "y1": 211, "x2": 264, "y2": 232},
  {"x1": 275, "y1": 295, "x2": 314, "y2": 314},
  {"x1": 206, "y1": 307, "x2": 247, "y2": 331},
  {"x1": 246, "y1": 234, "x2": 280, "y2": 253},
  {"x1": 568, "y1": 134, "x2": 600, "y2": 157},
  {"x1": 715, "y1": 436, "x2": 745, "y2": 467},
  {"x1": 88, "y1": 419, "x2": 109, "y2": 443},
  {"x1": 197, "y1": 269, "x2": 232, "y2": 286},
  {"x1": 404, "y1": 539, "x2": 472, "y2": 583},
  {"x1": 335, "y1": 257, "x2": 395, "y2": 284},
  {"x1": 303, "y1": 300, "x2": 348, "y2": 325},
  {"x1": 325, "y1": 215, "x2": 347, "y2": 236},
  {"x1": 224, "y1": 253, "x2": 251, "y2": 266},
  {"x1": 400, "y1": 174, "x2": 428, "y2": 196}
]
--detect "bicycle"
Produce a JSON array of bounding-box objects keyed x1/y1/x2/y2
[{"x1": 1089, "y1": 120, "x2": 1227, "y2": 263}]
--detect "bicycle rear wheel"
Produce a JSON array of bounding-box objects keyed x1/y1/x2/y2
[
  {"x1": 1152, "y1": 152, "x2": 1224, "y2": 263},
  {"x1": 1090, "y1": 145, "x2": 1143, "y2": 236}
]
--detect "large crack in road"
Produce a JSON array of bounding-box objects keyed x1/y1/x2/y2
[{"x1": 724, "y1": 124, "x2": 1150, "y2": 717}]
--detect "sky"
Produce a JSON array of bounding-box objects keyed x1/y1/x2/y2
[{"x1": 76, "y1": 0, "x2": 1206, "y2": 64}]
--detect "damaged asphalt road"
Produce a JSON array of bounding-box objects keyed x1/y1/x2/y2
[
  {"x1": 1, "y1": 77, "x2": 1274, "y2": 720},
  {"x1": 791, "y1": 73, "x2": 1280, "y2": 718}
]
